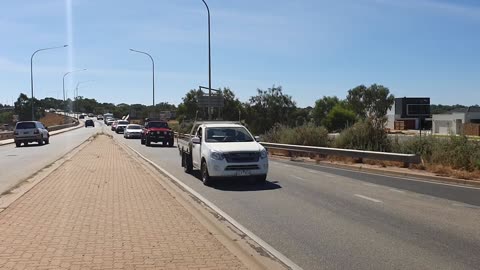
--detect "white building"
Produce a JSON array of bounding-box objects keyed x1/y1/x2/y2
[{"x1": 432, "y1": 107, "x2": 480, "y2": 135}]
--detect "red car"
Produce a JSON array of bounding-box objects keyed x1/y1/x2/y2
[{"x1": 140, "y1": 120, "x2": 174, "y2": 147}]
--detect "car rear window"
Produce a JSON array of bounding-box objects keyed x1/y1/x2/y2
[
  {"x1": 127, "y1": 125, "x2": 141, "y2": 129},
  {"x1": 16, "y1": 122, "x2": 36, "y2": 129},
  {"x1": 119, "y1": 121, "x2": 129, "y2": 125}
]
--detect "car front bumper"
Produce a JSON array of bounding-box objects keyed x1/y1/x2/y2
[
  {"x1": 206, "y1": 158, "x2": 269, "y2": 178},
  {"x1": 125, "y1": 132, "x2": 142, "y2": 138}
]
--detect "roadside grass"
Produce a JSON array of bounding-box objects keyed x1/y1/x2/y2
[{"x1": 39, "y1": 112, "x2": 75, "y2": 127}]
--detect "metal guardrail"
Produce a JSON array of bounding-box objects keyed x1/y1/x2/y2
[
  {"x1": 173, "y1": 132, "x2": 421, "y2": 166},
  {"x1": 260, "y1": 142, "x2": 422, "y2": 166}
]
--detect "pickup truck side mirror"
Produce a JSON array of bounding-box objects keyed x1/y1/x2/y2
[
  {"x1": 254, "y1": 136, "x2": 261, "y2": 142},
  {"x1": 192, "y1": 137, "x2": 201, "y2": 144}
]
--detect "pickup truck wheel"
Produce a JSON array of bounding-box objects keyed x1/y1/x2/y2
[
  {"x1": 45, "y1": 136, "x2": 50, "y2": 144},
  {"x1": 141, "y1": 137, "x2": 145, "y2": 145},
  {"x1": 145, "y1": 137, "x2": 151, "y2": 146},
  {"x1": 201, "y1": 161, "x2": 213, "y2": 186},
  {"x1": 38, "y1": 136, "x2": 44, "y2": 146},
  {"x1": 183, "y1": 153, "x2": 193, "y2": 173},
  {"x1": 15, "y1": 142, "x2": 21, "y2": 147},
  {"x1": 168, "y1": 139, "x2": 174, "y2": 147}
]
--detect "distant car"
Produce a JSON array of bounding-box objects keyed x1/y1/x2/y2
[
  {"x1": 97, "y1": 115, "x2": 104, "y2": 120},
  {"x1": 124, "y1": 124, "x2": 143, "y2": 139},
  {"x1": 111, "y1": 120, "x2": 119, "y2": 131},
  {"x1": 79, "y1": 114, "x2": 85, "y2": 119},
  {"x1": 85, "y1": 119, "x2": 95, "y2": 128},
  {"x1": 88, "y1": 113, "x2": 94, "y2": 117},
  {"x1": 106, "y1": 118, "x2": 115, "y2": 126},
  {"x1": 14, "y1": 121, "x2": 50, "y2": 147},
  {"x1": 115, "y1": 120, "x2": 129, "y2": 134}
]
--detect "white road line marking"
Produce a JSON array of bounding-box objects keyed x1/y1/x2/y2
[
  {"x1": 291, "y1": 175, "x2": 306, "y2": 181},
  {"x1": 283, "y1": 164, "x2": 293, "y2": 168},
  {"x1": 362, "y1": 183, "x2": 379, "y2": 187},
  {"x1": 389, "y1": 188, "x2": 405, "y2": 193},
  {"x1": 354, "y1": 194, "x2": 382, "y2": 203},
  {"x1": 307, "y1": 169, "x2": 317, "y2": 174},
  {"x1": 120, "y1": 142, "x2": 304, "y2": 270}
]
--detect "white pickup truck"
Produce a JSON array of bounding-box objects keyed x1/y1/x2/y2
[{"x1": 177, "y1": 121, "x2": 269, "y2": 186}]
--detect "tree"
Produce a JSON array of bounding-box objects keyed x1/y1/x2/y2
[
  {"x1": 311, "y1": 96, "x2": 341, "y2": 126},
  {"x1": 220, "y1": 88, "x2": 244, "y2": 121},
  {"x1": 245, "y1": 85, "x2": 296, "y2": 134},
  {"x1": 322, "y1": 104, "x2": 356, "y2": 132},
  {"x1": 346, "y1": 84, "x2": 394, "y2": 128},
  {"x1": 14, "y1": 93, "x2": 44, "y2": 121},
  {"x1": 176, "y1": 89, "x2": 204, "y2": 122}
]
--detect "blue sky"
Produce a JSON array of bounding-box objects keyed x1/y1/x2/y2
[{"x1": 0, "y1": 0, "x2": 479, "y2": 107}]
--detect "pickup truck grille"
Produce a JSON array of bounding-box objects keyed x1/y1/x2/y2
[
  {"x1": 224, "y1": 152, "x2": 259, "y2": 163},
  {"x1": 225, "y1": 165, "x2": 260, "y2": 171}
]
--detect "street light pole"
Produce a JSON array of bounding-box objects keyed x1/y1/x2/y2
[
  {"x1": 63, "y1": 69, "x2": 87, "y2": 112},
  {"x1": 30, "y1": 45, "x2": 68, "y2": 120},
  {"x1": 73, "y1": 80, "x2": 94, "y2": 118},
  {"x1": 201, "y1": 0, "x2": 212, "y2": 120},
  {"x1": 129, "y1": 49, "x2": 155, "y2": 107}
]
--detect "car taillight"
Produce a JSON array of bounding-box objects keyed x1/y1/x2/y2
[{"x1": 34, "y1": 129, "x2": 40, "y2": 134}]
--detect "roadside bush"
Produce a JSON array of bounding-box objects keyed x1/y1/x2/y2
[
  {"x1": 263, "y1": 124, "x2": 329, "y2": 147},
  {"x1": 394, "y1": 135, "x2": 480, "y2": 171},
  {"x1": 335, "y1": 120, "x2": 391, "y2": 152}
]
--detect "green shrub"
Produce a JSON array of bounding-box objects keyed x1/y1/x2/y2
[
  {"x1": 392, "y1": 135, "x2": 480, "y2": 171},
  {"x1": 335, "y1": 120, "x2": 391, "y2": 152},
  {"x1": 263, "y1": 124, "x2": 329, "y2": 147}
]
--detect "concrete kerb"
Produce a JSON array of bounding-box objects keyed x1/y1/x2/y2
[
  {"x1": 0, "y1": 120, "x2": 84, "y2": 146},
  {"x1": 115, "y1": 139, "x2": 302, "y2": 270},
  {"x1": 0, "y1": 133, "x2": 94, "y2": 212}
]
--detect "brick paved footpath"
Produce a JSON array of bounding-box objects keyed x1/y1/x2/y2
[{"x1": 0, "y1": 136, "x2": 248, "y2": 270}]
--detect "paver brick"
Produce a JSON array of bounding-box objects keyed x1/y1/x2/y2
[{"x1": 0, "y1": 136, "x2": 248, "y2": 269}]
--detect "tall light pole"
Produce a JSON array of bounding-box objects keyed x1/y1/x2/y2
[
  {"x1": 201, "y1": 0, "x2": 212, "y2": 120},
  {"x1": 73, "y1": 80, "x2": 94, "y2": 118},
  {"x1": 63, "y1": 69, "x2": 87, "y2": 113},
  {"x1": 30, "y1": 45, "x2": 68, "y2": 120},
  {"x1": 129, "y1": 49, "x2": 155, "y2": 107}
]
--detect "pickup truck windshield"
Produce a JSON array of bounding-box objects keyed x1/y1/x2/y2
[
  {"x1": 205, "y1": 127, "x2": 254, "y2": 143},
  {"x1": 148, "y1": 122, "x2": 168, "y2": 128}
]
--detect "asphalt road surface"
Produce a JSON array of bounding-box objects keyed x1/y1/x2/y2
[
  {"x1": 3, "y1": 120, "x2": 479, "y2": 270},
  {"x1": 0, "y1": 121, "x2": 102, "y2": 194},
  {"x1": 109, "y1": 126, "x2": 480, "y2": 270}
]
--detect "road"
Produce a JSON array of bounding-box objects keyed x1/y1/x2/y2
[
  {"x1": 3, "y1": 120, "x2": 480, "y2": 269},
  {"x1": 108, "y1": 124, "x2": 480, "y2": 270},
  {"x1": 0, "y1": 122, "x2": 101, "y2": 194}
]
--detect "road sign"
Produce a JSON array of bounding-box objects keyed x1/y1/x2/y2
[{"x1": 198, "y1": 95, "x2": 224, "y2": 108}]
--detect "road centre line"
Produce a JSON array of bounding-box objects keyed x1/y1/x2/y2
[
  {"x1": 291, "y1": 175, "x2": 306, "y2": 181},
  {"x1": 389, "y1": 188, "x2": 406, "y2": 193},
  {"x1": 354, "y1": 194, "x2": 382, "y2": 203}
]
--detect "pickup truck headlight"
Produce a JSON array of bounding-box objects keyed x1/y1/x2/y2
[
  {"x1": 260, "y1": 149, "x2": 268, "y2": 159},
  {"x1": 211, "y1": 151, "x2": 225, "y2": 160}
]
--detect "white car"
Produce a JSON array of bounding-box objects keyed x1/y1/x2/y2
[
  {"x1": 178, "y1": 122, "x2": 268, "y2": 186},
  {"x1": 14, "y1": 121, "x2": 50, "y2": 147},
  {"x1": 124, "y1": 124, "x2": 142, "y2": 139}
]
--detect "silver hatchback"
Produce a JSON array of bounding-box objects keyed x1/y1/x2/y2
[{"x1": 14, "y1": 121, "x2": 50, "y2": 147}]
